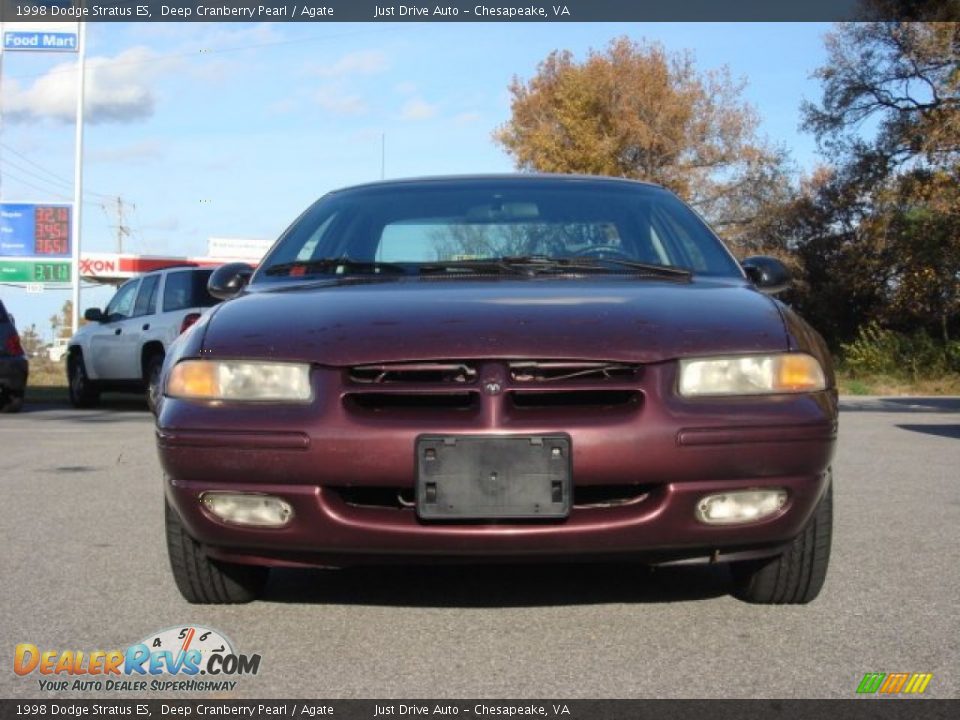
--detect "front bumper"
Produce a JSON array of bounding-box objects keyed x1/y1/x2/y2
[
  {"x1": 0, "y1": 356, "x2": 28, "y2": 395},
  {"x1": 158, "y1": 362, "x2": 837, "y2": 567}
]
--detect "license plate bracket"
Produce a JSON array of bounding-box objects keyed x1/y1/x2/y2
[{"x1": 415, "y1": 435, "x2": 571, "y2": 520}]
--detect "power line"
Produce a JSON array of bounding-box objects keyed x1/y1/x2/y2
[
  {"x1": 1, "y1": 155, "x2": 73, "y2": 190},
  {"x1": 0, "y1": 142, "x2": 112, "y2": 197},
  {"x1": 0, "y1": 168, "x2": 72, "y2": 201},
  {"x1": 0, "y1": 166, "x2": 109, "y2": 207}
]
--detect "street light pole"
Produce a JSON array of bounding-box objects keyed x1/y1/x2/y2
[{"x1": 70, "y1": 21, "x2": 86, "y2": 334}]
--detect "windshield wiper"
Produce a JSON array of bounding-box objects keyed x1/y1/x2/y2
[
  {"x1": 498, "y1": 255, "x2": 693, "y2": 279},
  {"x1": 263, "y1": 258, "x2": 410, "y2": 277},
  {"x1": 417, "y1": 259, "x2": 529, "y2": 276},
  {"x1": 419, "y1": 256, "x2": 622, "y2": 276},
  {"x1": 572, "y1": 257, "x2": 692, "y2": 278}
]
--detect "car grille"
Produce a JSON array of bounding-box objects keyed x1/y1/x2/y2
[
  {"x1": 344, "y1": 360, "x2": 642, "y2": 413},
  {"x1": 332, "y1": 484, "x2": 653, "y2": 510}
]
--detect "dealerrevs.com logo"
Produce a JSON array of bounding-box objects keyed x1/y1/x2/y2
[
  {"x1": 856, "y1": 672, "x2": 934, "y2": 695},
  {"x1": 14, "y1": 625, "x2": 261, "y2": 693}
]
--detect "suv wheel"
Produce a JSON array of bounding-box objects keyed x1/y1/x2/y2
[
  {"x1": 165, "y1": 501, "x2": 269, "y2": 604},
  {"x1": 731, "y1": 472, "x2": 833, "y2": 604},
  {"x1": 145, "y1": 353, "x2": 165, "y2": 415},
  {"x1": 68, "y1": 355, "x2": 100, "y2": 409}
]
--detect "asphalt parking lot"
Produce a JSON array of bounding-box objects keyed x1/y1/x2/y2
[{"x1": 1, "y1": 396, "x2": 957, "y2": 699}]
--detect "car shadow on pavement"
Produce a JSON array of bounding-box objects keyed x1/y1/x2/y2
[
  {"x1": 896, "y1": 424, "x2": 960, "y2": 440},
  {"x1": 18, "y1": 396, "x2": 150, "y2": 419},
  {"x1": 839, "y1": 396, "x2": 960, "y2": 413},
  {"x1": 262, "y1": 562, "x2": 732, "y2": 607}
]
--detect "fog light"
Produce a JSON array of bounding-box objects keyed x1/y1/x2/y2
[
  {"x1": 695, "y1": 489, "x2": 787, "y2": 525},
  {"x1": 201, "y1": 493, "x2": 293, "y2": 527}
]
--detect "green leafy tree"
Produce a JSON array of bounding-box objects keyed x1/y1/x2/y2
[{"x1": 792, "y1": 20, "x2": 960, "y2": 347}]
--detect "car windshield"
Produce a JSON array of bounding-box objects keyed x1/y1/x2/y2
[{"x1": 254, "y1": 179, "x2": 743, "y2": 282}]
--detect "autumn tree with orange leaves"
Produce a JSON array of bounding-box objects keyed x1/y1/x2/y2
[{"x1": 494, "y1": 37, "x2": 793, "y2": 246}]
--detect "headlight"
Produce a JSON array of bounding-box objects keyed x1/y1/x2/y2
[
  {"x1": 678, "y1": 353, "x2": 826, "y2": 397},
  {"x1": 166, "y1": 360, "x2": 312, "y2": 402}
]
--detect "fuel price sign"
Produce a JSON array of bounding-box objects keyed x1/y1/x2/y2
[{"x1": 0, "y1": 203, "x2": 72, "y2": 258}]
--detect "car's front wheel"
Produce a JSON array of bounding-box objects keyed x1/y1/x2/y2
[
  {"x1": 730, "y1": 472, "x2": 833, "y2": 604},
  {"x1": 67, "y1": 354, "x2": 100, "y2": 409},
  {"x1": 165, "y1": 501, "x2": 269, "y2": 604}
]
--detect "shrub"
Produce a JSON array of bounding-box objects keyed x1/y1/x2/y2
[
  {"x1": 841, "y1": 322, "x2": 901, "y2": 376},
  {"x1": 841, "y1": 322, "x2": 958, "y2": 379}
]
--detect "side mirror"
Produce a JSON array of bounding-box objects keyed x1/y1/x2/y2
[
  {"x1": 83, "y1": 308, "x2": 104, "y2": 323},
  {"x1": 208, "y1": 262, "x2": 254, "y2": 300},
  {"x1": 741, "y1": 256, "x2": 791, "y2": 295}
]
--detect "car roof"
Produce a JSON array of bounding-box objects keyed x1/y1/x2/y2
[
  {"x1": 140, "y1": 264, "x2": 204, "y2": 276},
  {"x1": 329, "y1": 173, "x2": 664, "y2": 195}
]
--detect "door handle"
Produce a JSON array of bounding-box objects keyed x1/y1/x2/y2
[
  {"x1": 114, "y1": 328, "x2": 122, "y2": 335},
  {"x1": 142, "y1": 323, "x2": 150, "y2": 331}
]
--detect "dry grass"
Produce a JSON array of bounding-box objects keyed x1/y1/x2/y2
[
  {"x1": 28, "y1": 357, "x2": 67, "y2": 387},
  {"x1": 836, "y1": 371, "x2": 960, "y2": 396},
  {"x1": 25, "y1": 357, "x2": 68, "y2": 403}
]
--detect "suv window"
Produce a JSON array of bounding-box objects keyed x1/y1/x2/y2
[
  {"x1": 133, "y1": 275, "x2": 161, "y2": 317},
  {"x1": 162, "y1": 270, "x2": 217, "y2": 312},
  {"x1": 105, "y1": 280, "x2": 140, "y2": 321}
]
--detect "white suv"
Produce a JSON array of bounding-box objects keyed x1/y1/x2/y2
[{"x1": 66, "y1": 266, "x2": 221, "y2": 412}]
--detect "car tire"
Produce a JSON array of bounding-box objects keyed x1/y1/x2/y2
[
  {"x1": 0, "y1": 392, "x2": 23, "y2": 413},
  {"x1": 730, "y1": 472, "x2": 833, "y2": 605},
  {"x1": 165, "y1": 501, "x2": 269, "y2": 604},
  {"x1": 145, "y1": 353, "x2": 165, "y2": 415},
  {"x1": 67, "y1": 355, "x2": 100, "y2": 409}
]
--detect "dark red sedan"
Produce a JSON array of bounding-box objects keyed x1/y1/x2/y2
[{"x1": 157, "y1": 175, "x2": 836, "y2": 604}]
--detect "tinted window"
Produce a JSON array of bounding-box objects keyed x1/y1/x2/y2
[
  {"x1": 163, "y1": 270, "x2": 218, "y2": 312},
  {"x1": 256, "y1": 181, "x2": 742, "y2": 281},
  {"x1": 133, "y1": 275, "x2": 161, "y2": 317},
  {"x1": 105, "y1": 280, "x2": 140, "y2": 321}
]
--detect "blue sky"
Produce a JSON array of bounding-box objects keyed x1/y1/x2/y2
[{"x1": 0, "y1": 21, "x2": 833, "y2": 338}]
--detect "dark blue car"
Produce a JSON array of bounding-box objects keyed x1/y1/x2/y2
[{"x1": 0, "y1": 298, "x2": 27, "y2": 413}]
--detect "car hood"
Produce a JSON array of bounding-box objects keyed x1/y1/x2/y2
[{"x1": 200, "y1": 278, "x2": 788, "y2": 366}]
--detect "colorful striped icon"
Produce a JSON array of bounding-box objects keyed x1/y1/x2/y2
[{"x1": 857, "y1": 672, "x2": 933, "y2": 694}]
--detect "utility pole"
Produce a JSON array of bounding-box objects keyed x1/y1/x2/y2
[{"x1": 106, "y1": 195, "x2": 132, "y2": 253}]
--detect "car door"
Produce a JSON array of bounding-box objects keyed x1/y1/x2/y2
[
  {"x1": 89, "y1": 278, "x2": 140, "y2": 379},
  {"x1": 127, "y1": 273, "x2": 162, "y2": 372}
]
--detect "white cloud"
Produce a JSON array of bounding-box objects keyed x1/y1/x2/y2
[
  {"x1": 2, "y1": 47, "x2": 173, "y2": 125},
  {"x1": 394, "y1": 81, "x2": 418, "y2": 95},
  {"x1": 88, "y1": 140, "x2": 163, "y2": 164},
  {"x1": 310, "y1": 50, "x2": 388, "y2": 78},
  {"x1": 141, "y1": 215, "x2": 181, "y2": 233},
  {"x1": 400, "y1": 98, "x2": 439, "y2": 121},
  {"x1": 266, "y1": 97, "x2": 299, "y2": 115},
  {"x1": 316, "y1": 90, "x2": 367, "y2": 116},
  {"x1": 453, "y1": 111, "x2": 482, "y2": 125}
]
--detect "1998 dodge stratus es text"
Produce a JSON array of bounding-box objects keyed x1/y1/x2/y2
[{"x1": 156, "y1": 175, "x2": 837, "y2": 604}]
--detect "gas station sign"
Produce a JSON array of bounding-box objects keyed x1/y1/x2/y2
[
  {"x1": 0, "y1": 202, "x2": 72, "y2": 258},
  {"x1": 0, "y1": 259, "x2": 72, "y2": 283}
]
